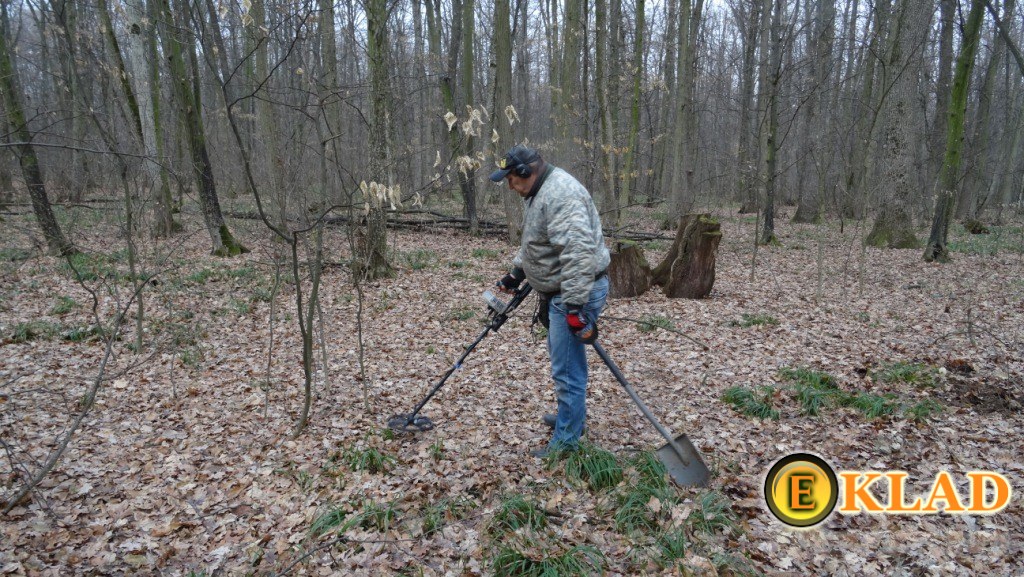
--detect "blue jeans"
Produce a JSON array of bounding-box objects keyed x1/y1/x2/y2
[{"x1": 546, "y1": 276, "x2": 609, "y2": 450}]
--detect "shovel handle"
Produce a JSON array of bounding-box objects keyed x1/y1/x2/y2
[{"x1": 591, "y1": 341, "x2": 692, "y2": 467}]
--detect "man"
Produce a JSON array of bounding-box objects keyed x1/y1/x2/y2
[{"x1": 490, "y1": 145, "x2": 610, "y2": 457}]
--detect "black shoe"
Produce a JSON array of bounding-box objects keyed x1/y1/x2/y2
[
  {"x1": 530, "y1": 445, "x2": 577, "y2": 459},
  {"x1": 541, "y1": 413, "x2": 586, "y2": 434}
]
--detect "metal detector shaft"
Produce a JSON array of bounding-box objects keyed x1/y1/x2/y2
[
  {"x1": 401, "y1": 325, "x2": 492, "y2": 427},
  {"x1": 592, "y1": 341, "x2": 694, "y2": 467},
  {"x1": 399, "y1": 284, "x2": 534, "y2": 428}
]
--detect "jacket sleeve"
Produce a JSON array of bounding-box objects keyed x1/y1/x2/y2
[{"x1": 546, "y1": 189, "x2": 599, "y2": 306}]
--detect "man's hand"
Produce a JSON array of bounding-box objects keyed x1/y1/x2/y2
[
  {"x1": 566, "y1": 305, "x2": 598, "y2": 343},
  {"x1": 496, "y1": 268, "x2": 526, "y2": 294}
]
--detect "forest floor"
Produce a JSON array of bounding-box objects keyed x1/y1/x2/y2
[{"x1": 1, "y1": 200, "x2": 1023, "y2": 576}]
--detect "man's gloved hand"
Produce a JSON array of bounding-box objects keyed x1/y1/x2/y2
[
  {"x1": 496, "y1": 267, "x2": 526, "y2": 293},
  {"x1": 566, "y1": 305, "x2": 598, "y2": 344}
]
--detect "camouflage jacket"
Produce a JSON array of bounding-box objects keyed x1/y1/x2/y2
[{"x1": 512, "y1": 167, "x2": 610, "y2": 305}]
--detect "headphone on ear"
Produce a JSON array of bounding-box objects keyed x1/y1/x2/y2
[{"x1": 514, "y1": 163, "x2": 533, "y2": 178}]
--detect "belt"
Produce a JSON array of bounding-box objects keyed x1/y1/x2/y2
[{"x1": 538, "y1": 270, "x2": 607, "y2": 299}]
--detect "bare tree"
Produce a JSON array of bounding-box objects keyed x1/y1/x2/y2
[
  {"x1": 924, "y1": 0, "x2": 988, "y2": 262},
  {"x1": 0, "y1": 3, "x2": 76, "y2": 256}
]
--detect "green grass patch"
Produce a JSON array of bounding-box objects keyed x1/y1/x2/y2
[
  {"x1": 449, "y1": 307, "x2": 476, "y2": 322},
  {"x1": 402, "y1": 249, "x2": 437, "y2": 271},
  {"x1": 779, "y1": 367, "x2": 838, "y2": 390},
  {"x1": 50, "y1": 296, "x2": 78, "y2": 315},
  {"x1": 781, "y1": 367, "x2": 840, "y2": 416},
  {"x1": 492, "y1": 543, "x2": 604, "y2": 577},
  {"x1": 629, "y1": 451, "x2": 670, "y2": 491},
  {"x1": 875, "y1": 362, "x2": 937, "y2": 388},
  {"x1": 722, "y1": 385, "x2": 779, "y2": 420},
  {"x1": 948, "y1": 224, "x2": 1024, "y2": 256},
  {"x1": 184, "y1": 268, "x2": 217, "y2": 285},
  {"x1": 0, "y1": 248, "x2": 33, "y2": 262},
  {"x1": 840, "y1": 392, "x2": 899, "y2": 419},
  {"x1": 62, "y1": 324, "x2": 106, "y2": 342},
  {"x1": 422, "y1": 496, "x2": 473, "y2": 536},
  {"x1": 447, "y1": 260, "x2": 470, "y2": 269},
  {"x1": 904, "y1": 398, "x2": 944, "y2": 422},
  {"x1": 345, "y1": 499, "x2": 397, "y2": 532},
  {"x1": 731, "y1": 313, "x2": 779, "y2": 328},
  {"x1": 62, "y1": 252, "x2": 119, "y2": 281},
  {"x1": 654, "y1": 529, "x2": 689, "y2": 568},
  {"x1": 490, "y1": 494, "x2": 547, "y2": 534},
  {"x1": 310, "y1": 504, "x2": 348, "y2": 536},
  {"x1": 225, "y1": 265, "x2": 257, "y2": 280},
  {"x1": 687, "y1": 490, "x2": 737, "y2": 535},
  {"x1": 472, "y1": 248, "x2": 501, "y2": 259},
  {"x1": 252, "y1": 287, "x2": 274, "y2": 303},
  {"x1": 636, "y1": 314, "x2": 674, "y2": 333},
  {"x1": 228, "y1": 298, "x2": 251, "y2": 316},
  {"x1": 8, "y1": 321, "x2": 60, "y2": 343},
  {"x1": 342, "y1": 446, "x2": 396, "y2": 474},
  {"x1": 560, "y1": 441, "x2": 623, "y2": 492}
]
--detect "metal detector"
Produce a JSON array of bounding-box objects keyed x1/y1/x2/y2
[{"x1": 387, "y1": 283, "x2": 534, "y2": 433}]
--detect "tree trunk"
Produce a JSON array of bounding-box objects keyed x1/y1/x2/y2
[
  {"x1": 608, "y1": 243, "x2": 652, "y2": 298},
  {"x1": 958, "y1": 4, "x2": 1007, "y2": 219},
  {"x1": 757, "y1": 0, "x2": 782, "y2": 245},
  {"x1": 122, "y1": 0, "x2": 177, "y2": 236},
  {"x1": 360, "y1": 0, "x2": 394, "y2": 279},
  {"x1": 928, "y1": 0, "x2": 956, "y2": 186},
  {"x1": 792, "y1": 0, "x2": 834, "y2": 224},
  {"x1": 557, "y1": 0, "x2": 584, "y2": 167},
  {"x1": 490, "y1": 0, "x2": 523, "y2": 243},
  {"x1": 735, "y1": 0, "x2": 761, "y2": 213},
  {"x1": 842, "y1": 0, "x2": 889, "y2": 219},
  {"x1": 866, "y1": 0, "x2": 932, "y2": 248},
  {"x1": 595, "y1": 0, "x2": 620, "y2": 222},
  {"x1": 651, "y1": 214, "x2": 722, "y2": 299},
  {"x1": 621, "y1": 0, "x2": 645, "y2": 215},
  {"x1": 0, "y1": 4, "x2": 77, "y2": 256},
  {"x1": 460, "y1": 0, "x2": 478, "y2": 234},
  {"x1": 924, "y1": 0, "x2": 987, "y2": 262},
  {"x1": 159, "y1": 0, "x2": 245, "y2": 256}
]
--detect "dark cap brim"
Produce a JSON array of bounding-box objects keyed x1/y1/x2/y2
[{"x1": 489, "y1": 168, "x2": 512, "y2": 182}]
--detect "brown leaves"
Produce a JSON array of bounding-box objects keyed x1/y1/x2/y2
[{"x1": 2, "y1": 210, "x2": 1023, "y2": 575}]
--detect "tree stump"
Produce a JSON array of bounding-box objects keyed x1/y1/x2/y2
[
  {"x1": 650, "y1": 214, "x2": 722, "y2": 299},
  {"x1": 608, "y1": 242, "x2": 651, "y2": 298}
]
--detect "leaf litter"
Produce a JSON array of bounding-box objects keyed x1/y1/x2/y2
[{"x1": 0, "y1": 207, "x2": 1021, "y2": 575}]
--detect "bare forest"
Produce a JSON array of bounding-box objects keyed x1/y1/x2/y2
[{"x1": 1, "y1": 0, "x2": 1023, "y2": 574}]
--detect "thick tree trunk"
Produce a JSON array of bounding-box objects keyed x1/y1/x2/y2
[
  {"x1": 651, "y1": 214, "x2": 722, "y2": 299},
  {"x1": 608, "y1": 243, "x2": 652, "y2": 298},
  {"x1": 866, "y1": 0, "x2": 931, "y2": 249}
]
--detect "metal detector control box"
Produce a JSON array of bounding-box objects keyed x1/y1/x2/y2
[{"x1": 482, "y1": 290, "x2": 508, "y2": 314}]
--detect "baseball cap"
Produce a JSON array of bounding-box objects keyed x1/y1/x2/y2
[{"x1": 489, "y1": 145, "x2": 541, "y2": 182}]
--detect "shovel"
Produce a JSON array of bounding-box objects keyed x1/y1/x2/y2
[{"x1": 592, "y1": 341, "x2": 710, "y2": 487}]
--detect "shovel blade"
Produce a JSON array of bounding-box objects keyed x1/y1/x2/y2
[{"x1": 656, "y1": 433, "x2": 711, "y2": 487}]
